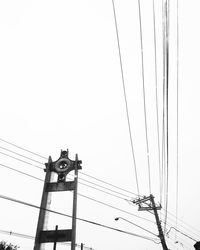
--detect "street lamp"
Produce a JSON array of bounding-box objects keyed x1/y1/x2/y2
[{"x1": 114, "y1": 217, "x2": 158, "y2": 237}]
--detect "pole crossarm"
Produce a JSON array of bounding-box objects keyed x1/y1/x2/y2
[{"x1": 133, "y1": 194, "x2": 168, "y2": 250}]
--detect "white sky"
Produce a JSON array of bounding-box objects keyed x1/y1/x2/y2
[{"x1": 0, "y1": 0, "x2": 200, "y2": 250}]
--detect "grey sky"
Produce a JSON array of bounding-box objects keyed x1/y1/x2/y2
[{"x1": 0, "y1": 1, "x2": 199, "y2": 249}]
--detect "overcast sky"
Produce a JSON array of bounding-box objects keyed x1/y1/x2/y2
[{"x1": 0, "y1": 1, "x2": 200, "y2": 250}]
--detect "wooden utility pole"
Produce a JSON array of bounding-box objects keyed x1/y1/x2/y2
[
  {"x1": 71, "y1": 154, "x2": 79, "y2": 250},
  {"x1": 133, "y1": 194, "x2": 168, "y2": 250},
  {"x1": 34, "y1": 150, "x2": 82, "y2": 250}
]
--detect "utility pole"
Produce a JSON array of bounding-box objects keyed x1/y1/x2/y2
[
  {"x1": 71, "y1": 154, "x2": 79, "y2": 250},
  {"x1": 34, "y1": 150, "x2": 82, "y2": 250},
  {"x1": 133, "y1": 194, "x2": 168, "y2": 250}
]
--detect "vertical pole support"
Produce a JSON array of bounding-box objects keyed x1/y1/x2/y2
[
  {"x1": 34, "y1": 157, "x2": 52, "y2": 250},
  {"x1": 71, "y1": 154, "x2": 79, "y2": 250}
]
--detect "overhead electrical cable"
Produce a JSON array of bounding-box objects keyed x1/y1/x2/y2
[
  {"x1": 152, "y1": 0, "x2": 162, "y2": 202},
  {"x1": 80, "y1": 172, "x2": 140, "y2": 197},
  {"x1": 0, "y1": 146, "x2": 44, "y2": 165},
  {"x1": 161, "y1": 210, "x2": 200, "y2": 240},
  {"x1": 160, "y1": 82, "x2": 166, "y2": 209},
  {"x1": 175, "y1": 0, "x2": 179, "y2": 239},
  {"x1": 78, "y1": 193, "x2": 155, "y2": 224},
  {"x1": 0, "y1": 146, "x2": 139, "y2": 199},
  {"x1": 1, "y1": 149, "x2": 199, "y2": 242},
  {"x1": 1, "y1": 162, "x2": 153, "y2": 224},
  {"x1": 161, "y1": 0, "x2": 168, "y2": 229},
  {"x1": 167, "y1": 234, "x2": 196, "y2": 250},
  {"x1": 0, "y1": 138, "x2": 140, "y2": 197},
  {"x1": 3, "y1": 146, "x2": 199, "y2": 238},
  {"x1": 146, "y1": 201, "x2": 200, "y2": 240},
  {"x1": 137, "y1": 0, "x2": 152, "y2": 194},
  {"x1": 166, "y1": 0, "x2": 170, "y2": 233},
  {"x1": 163, "y1": 219, "x2": 200, "y2": 242},
  {"x1": 0, "y1": 138, "x2": 47, "y2": 160},
  {"x1": 114, "y1": 217, "x2": 157, "y2": 237},
  {"x1": 0, "y1": 151, "x2": 43, "y2": 170},
  {"x1": 66, "y1": 176, "x2": 133, "y2": 201},
  {"x1": 0, "y1": 163, "x2": 44, "y2": 182},
  {"x1": 166, "y1": 227, "x2": 198, "y2": 242},
  {"x1": 0, "y1": 193, "x2": 160, "y2": 243},
  {"x1": 2, "y1": 141, "x2": 199, "y2": 238},
  {"x1": 163, "y1": 0, "x2": 170, "y2": 233},
  {"x1": 0, "y1": 147, "x2": 137, "y2": 199},
  {"x1": 165, "y1": 225, "x2": 198, "y2": 249},
  {"x1": 1, "y1": 161, "x2": 126, "y2": 202},
  {"x1": 2, "y1": 156, "x2": 199, "y2": 240},
  {"x1": 3, "y1": 140, "x2": 196, "y2": 236},
  {"x1": 111, "y1": 0, "x2": 140, "y2": 196},
  {"x1": 69, "y1": 174, "x2": 135, "y2": 199}
]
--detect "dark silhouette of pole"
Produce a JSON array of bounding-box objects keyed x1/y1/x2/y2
[
  {"x1": 71, "y1": 154, "x2": 79, "y2": 250},
  {"x1": 150, "y1": 195, "x2": 168, "y2": 250},
  {"x1": 34, "y1": 157, "x2": 52, "y2": 250},
  {"x1": 53, "y1": 225, "x2": 58, "y2": 250}
]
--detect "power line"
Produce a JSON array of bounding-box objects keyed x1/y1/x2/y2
[
  {"x1": 160, "y1": 66, "x2": 166, "y2": 211},
  {"x1": 78, "y1": 193, "x2": 155, "y2": 224},
  {"x1": 162, "y1": 0, "x2": 169, "y2": 218},
  {"x1": 67, "y1": 176, "x2": 132, "y2": 201},
  {"x1": 0, "y1": 146, "x2": 44, "y2": 165},
  {"x1": 152, "y1": 0, "x2": 162, "y2": 203},
  {"x1": 137, "y1": 0, "x2": 152, "y2": 194},
  {"x1": 0, "y1": 149, "x2": 134, "y2": 201},
  {"x1": 2, "y1": 154, "x2": 199, "y2": 239},
  {"x1": 166, "y1": 227, "x2": 197, "y2": 242},
  {"x1": 0, "y1": 193, "x2": 160, "y2": 243},
  {"x1": 0, "y1": 142, "x2": 140, "y2": 198},
  {"x1": 80, "y1": 172, "x2": 140, "y2": 197},
  {"x1": 0, "y1": 138, "x2": 47, "y2": 160},
  {"x1": 162, "y1": 0, "x2": 170, "y2": 233},
  {"x1": 0, "y1": 147, "x2": 136, "y2": 200},
  {"x1": 2, "y1": 140, "x2": 198, "y2": 238},
  {"x1": 164, "y1": 221, "x2": 200, "y2": 244},
  {"x1": 111, "y1": 0, "x2": 140, "y2": 196},
  {"x1": 71, "y1": 174, "x2": 135, "y2": 200},
  {"x1": 175, "y1": 0, "x2": 179, "y2": 239},
  {"x1": 115, "y1": 217, "x2": 157, "y2": 237},
  {"x1": 166, "y1": 225, "x2": 200, "y2": 250},
  {"x1": 0, "y1": 147, "x2": 139, "y2": 202},
  {"x1": 2, "y1": 158, "x2": 199, "y2": 242},
  {"x1": 1, "y1": 162, "x2": 153, "y2": 224},
  {"x1": 161, "y1": 209, "x2": 200, "y2": 241},
  {"x1": 0, "y1": 139, "x2": 140, "y2": 198},
  {"x1": 1, "y1": 145, "x2": 199, "y2": 240},
  {"x1": 0, "y1": 229, "x2": 33, "y2": 240},
  {"x1": 166, "y1": 0, "x2": 170, "y2": 234},
  {"x1": 0, "y1": 163, "x2": 44, "y2": 182},
  {"x1": 0, "y1": 151, "x2": 43, "y2": 170}
]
